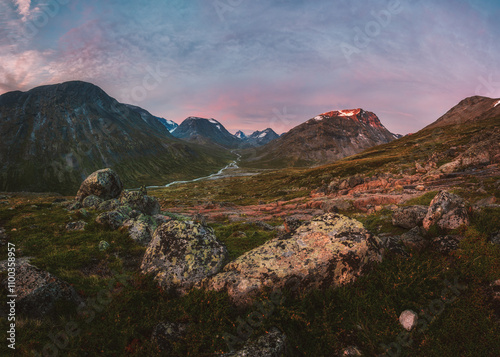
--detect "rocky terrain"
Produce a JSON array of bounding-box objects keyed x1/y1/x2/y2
[{"x1": 0, "y1": 95, "x2": 498, "y2": 356}]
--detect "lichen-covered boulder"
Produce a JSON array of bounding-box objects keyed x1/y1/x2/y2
[
  {"x1": 392, "y1": 205, "x2": 427, "y2": 229},
  {"x1": 1, "y1": 263, "x2": 82, "y2": 317},
  {"x1": 76, "y1": 168, "x2": 123, "y2": 202},
  {"x1": 82, "y1": 195, "x2": 104, "y2": 209},
  {"x1": 423, "y1": 191, "x2": 470, "y2": 231},
  {"x1": 141, "y1": 221, "x2": 227, "y2": 294},
  {"x1": 95, "y1": 210, "x2": 129, "y2": 230},
  {"x1": 98, "y1": 198, "x2": 121, "y2": 211},
  {"x1": 399, "y1": 226, "x2": 427, "y2": 251},
  {"x1": 120, "y1": 215, "x2": 157, "y2": 245},
  {"x1": 204, "y1": 213, "x2": 384, "y2": 305},
  {"x1": 120, "y1": 191, "x2": 161, "y2": 216}
]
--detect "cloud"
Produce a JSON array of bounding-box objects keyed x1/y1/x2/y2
[
  {"x1": 0, "y1": 0, "x2": 499, "y2": 135},
  {"x1": 13, "y1": 0, "x2": 33, "y2": 21}
]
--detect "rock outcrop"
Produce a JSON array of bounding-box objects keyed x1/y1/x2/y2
[
  {"x1": 141, "y1": 221, "x2": 227, "y2": 294},
  {"x1": 204, "y1": 213, "x2": 384, "y2": 305},
  {"x1": 76, "y1": 168, "x2": 123, "y2": 202},
  {"x1": 423, "y1": 191, "x2": 470, "y2": 231}
]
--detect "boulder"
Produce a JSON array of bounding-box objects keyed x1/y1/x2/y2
[
  {"x1": 66, "y1": 221, "x2": 87, "y2": 232},
  {"x1": 82, "y1": 195, "x2": 104, "y2": 209},
  {"x1": 223, "y1": 328, "x2": 287, "y2": 357},
  {"x1": 204, "y1": 213, "x2": 384, "y2": 305},
  {"x1": 431, "y1": 235, "x2": 463, "y2": 254},
  {"x1": 392, "y1": 205, "x2": 427, "y2": 229},
  {"x1": 120, "y1": 215, "x2": 157, "y2": 245},
  {"x1": 141, "y1": 221, "x2": 227, "y2": 294},
  {"x1": 423, "y1": 191, "x2": 470, "y2": 231},
  {"x1": 378, "y1": 235, "x2": 408, "y2": 257},
  {"x1": 119, "y1": 191, "x2": 161, "y2": 216},
  {"x1": 399, "y1": 227, "x2": 427, "y2": 251},
  {"x1": 95, "y1": 210, "x2": 129, "y2": 230},
  {"x1": 151, "y1": 321, "x2": 188, "y2": 353},
  {"x1": 98, "y1": 198, "x2": 121, "y2": 211},
  {"x1": 1, "y1": 263, "x2": 82, "y2": 317},
  {"x1": 76, "y1": 168, "x2": 123, "y2": 202}
]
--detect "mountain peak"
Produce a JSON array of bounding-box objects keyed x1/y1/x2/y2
[
  {"x1": 424, "y1": 96, "x2": 500, "y2": 130},
  {"x1": 172, "y1": 116, "x2": 241, "y2": 148},
  {"x1": 311, "y1": 108, "x2": 384, "y2": 129}
]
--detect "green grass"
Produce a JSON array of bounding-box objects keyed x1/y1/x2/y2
[
  {"x1": 211, "y1": 222, "x2": 278, "y2": 261},
  {"x1": 1, "y1": 164, "x2": 499, "y2": 356},
  {"x1": 403, "y1": 191, "x2": 439, "y2": 206}
]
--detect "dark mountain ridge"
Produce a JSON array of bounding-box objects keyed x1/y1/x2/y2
[
  {"x1": 171, "y1": 117, "x2": 243, "y2": 148},
  {"x1": 0, "y1": 81, "x2": 233, "y2": 194}
]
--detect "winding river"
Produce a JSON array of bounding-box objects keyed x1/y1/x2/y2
[{"x1": 144, "y1": 152, "x2": 243, "y2": 190}]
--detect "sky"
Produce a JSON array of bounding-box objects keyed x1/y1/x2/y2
[{"x1": 1, "y1": 0, "x2": 499, "y2": 135}]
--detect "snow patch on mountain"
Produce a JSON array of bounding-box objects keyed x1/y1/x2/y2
[{"x1": 494, "y1": 99, "x2": 500, "y2": 107}]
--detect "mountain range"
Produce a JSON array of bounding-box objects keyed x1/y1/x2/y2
[
  {"x1": 2, "y1": 80, "x2": 497, "y2": 195},
  {"x1": 0, "y1": 81, "x2": 233, "y2": 194}
]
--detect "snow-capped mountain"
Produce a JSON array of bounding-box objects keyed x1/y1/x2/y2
[
  {"x1": 245, "y1": 128, "x2": 280, "y2": 146},
  {"x1": 245, "y1": 108, "x2": 397, "y2": 167},
  {"x1": 235, "y1": 130, "x2": 247, "y2": 139}
]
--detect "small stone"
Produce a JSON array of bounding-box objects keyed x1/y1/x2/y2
[
  {"x1": 399, "y1": 310, "x2": 418, "y2": 331},
  {"x1": 66, "y1": 221, "x2": 87, "y2": 232},
  {"x1": 98, "y1": 241, "x2": 110, "y2": 251},
  {"x1": 341, "y1": 345, "x2": 363, "y2": 356}
]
